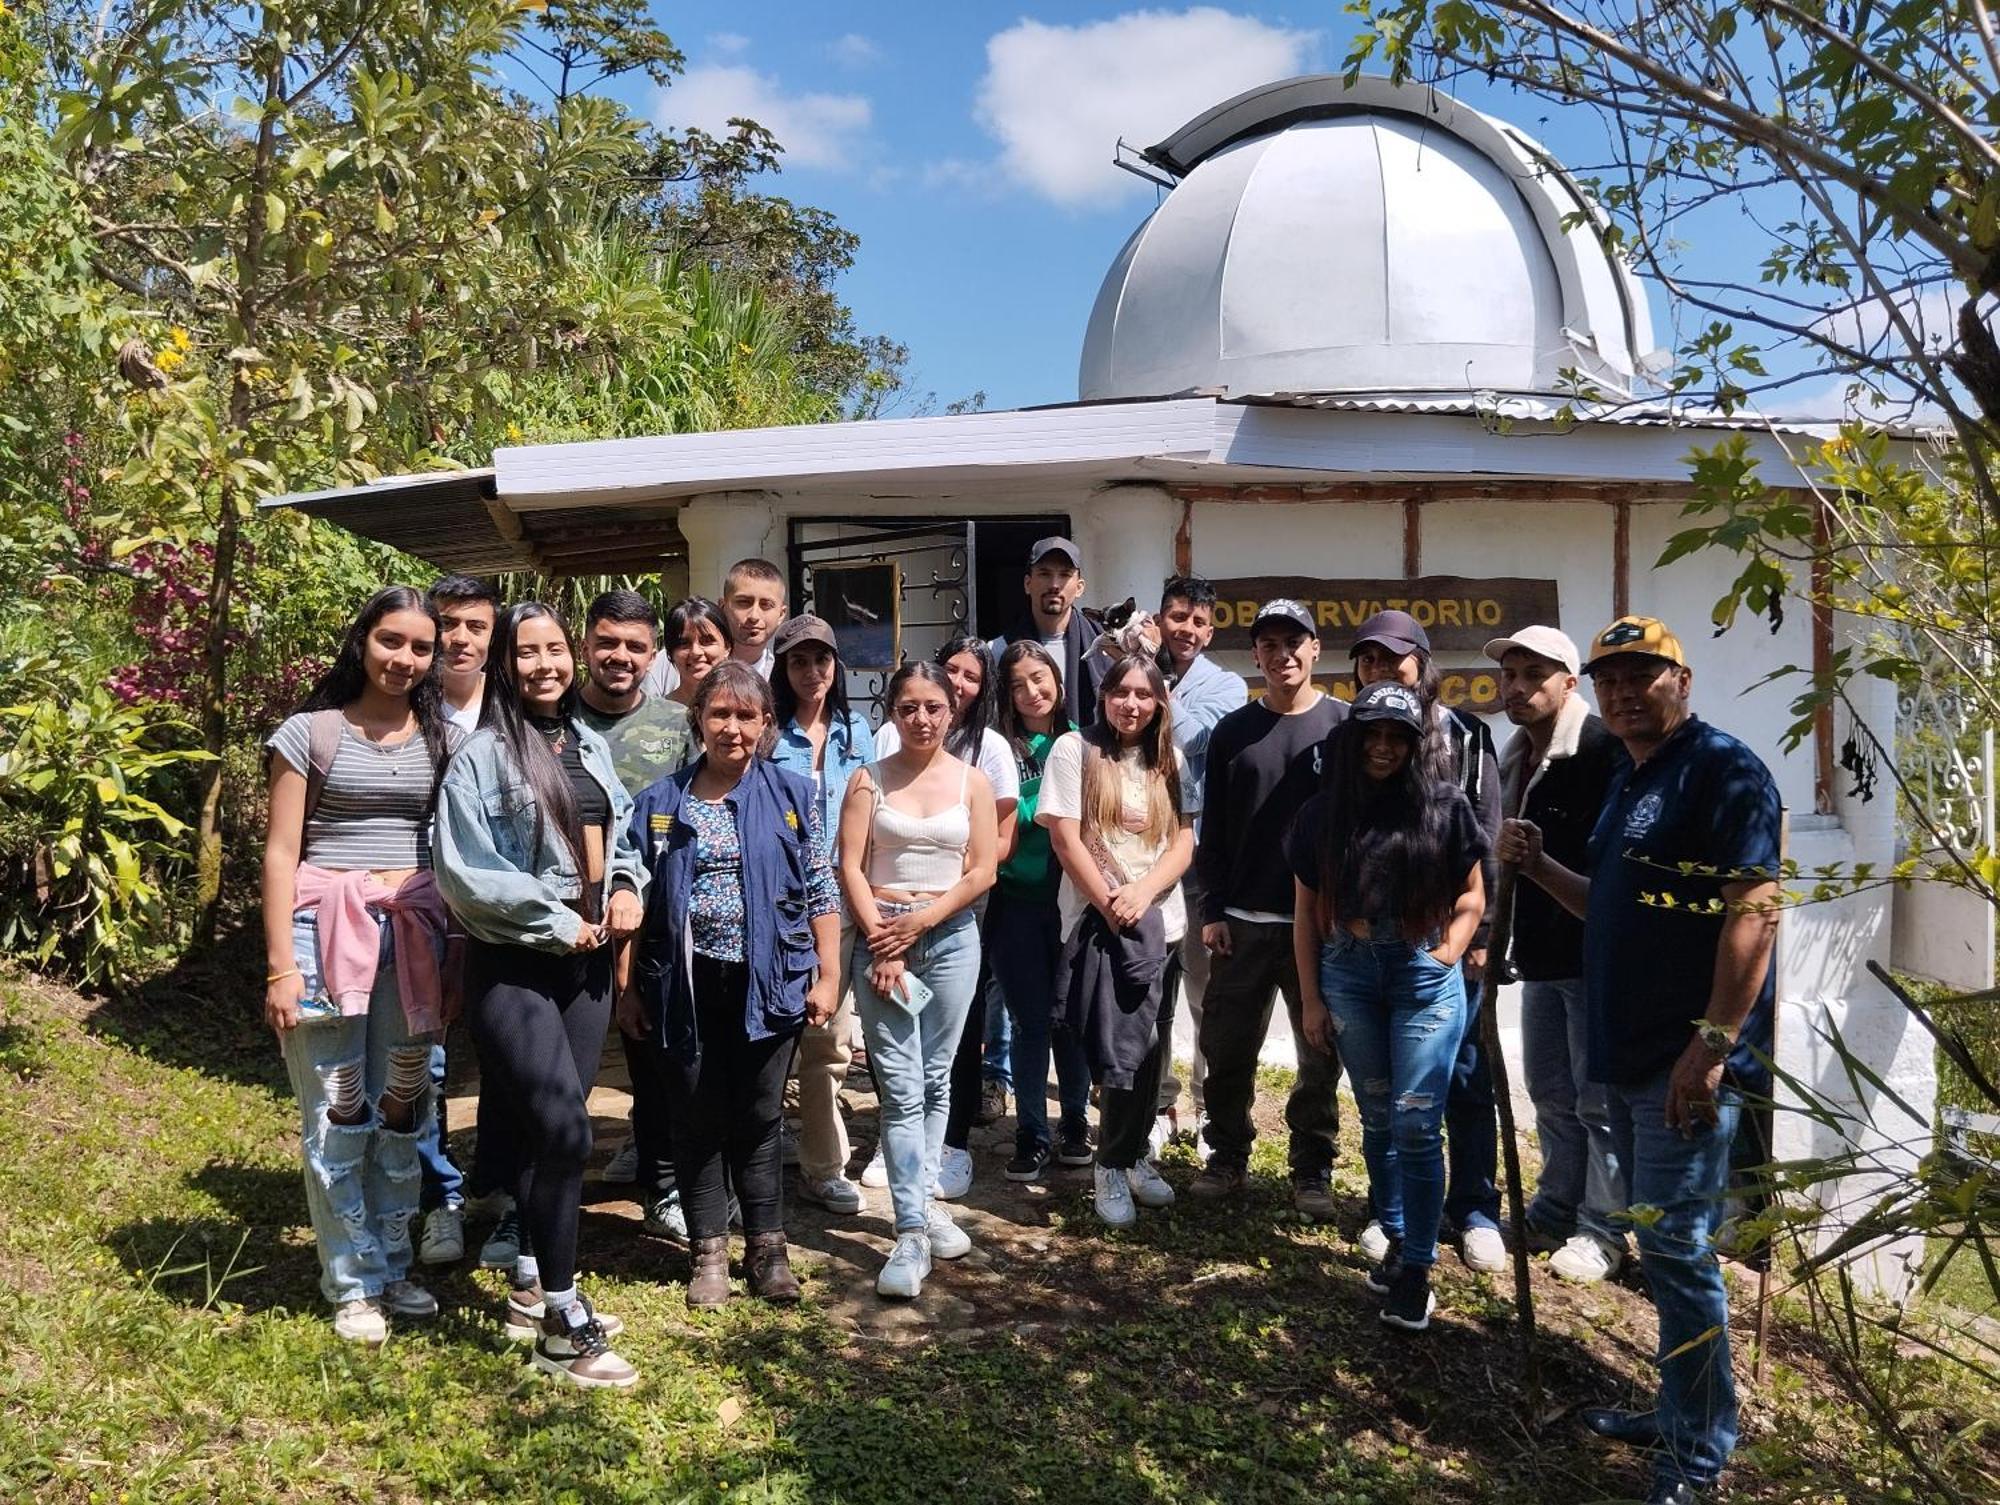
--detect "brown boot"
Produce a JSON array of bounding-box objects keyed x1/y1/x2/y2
[
  {"x1": 745, "y1": 1230, "x2": 801, "y2": 1303},
  {"x1": 687, "y1": 1234, "x2": 732, "y2": 1308}
]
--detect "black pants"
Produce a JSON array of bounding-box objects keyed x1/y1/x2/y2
[
  {"x1": 661, "y1": 954, "x2": 797, "y2": 1241},
  {"x1": 464, "y1": 939, "x2": 612, "y2": 1296},
  {"x1": 619, "y1": 1029, "x2": 678, "y2": 1201},
  {"x1": 1097, "y1": 952, "x2": 1180, "y2": 1170},
  {"x1": 1197, "y1": 918, "x2": 1342, "y2": 1176},
  {"x1": 943, "y1": 953, "x2": 993, "y2": 1151}
]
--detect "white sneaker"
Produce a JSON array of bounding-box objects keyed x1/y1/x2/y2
[
  {"x1": 797, "y1": 1174, "x2": 864, "y2": 1215},
  {"x1": 1357, "y1": 1220, "x2": 1392, "y2": 1263},
  {"x1": 642, "y1": 1191, "x2": 688, "y2": 1243},
  {"x1": 935, "y1": 1145, "x2": 974, "y2": 1201},
  {"x1": 600, "y1": 1139, "x2": 639, "y2": 1184},
  {"x1": 1146, "y1": 1112, "x2": 1174, "y2": 1163},
  {"x1": 926, "y1": 1202, "x2": 972, "y2": 1260},
  {"x1": 418, "y1": 1204, "x2": 465, "y2": 1265},
  {"x1": 1094, "y1": 1164, "x2": 1137, "y2": 1227},
  {"x1": 333, "y1": 1297, "x2": 386, "y2": 1344},
  {"x1": 1549, "y1": 1233, "x2": 1620, "y2": 1284},
  {"x1": 1460, "y1": 1224, "x2": 1508, "y2": 1274},
  {"x1": 860, "y1": 1145, "x2": 890, "y2": 1188},
  {"x1": 877, "y1": 1231, "x2": 933, "y2": 1299},
  {"x1": 1126, "y1": 1160, "x2": 1175, "y2": 1209},
  {"x1": 380, "y1": 1279, "x2": 438, "y2": 1319}
]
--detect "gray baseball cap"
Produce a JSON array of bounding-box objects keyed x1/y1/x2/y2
[{"x1": 1027, "y1": 536, "x2": 1082, "y2": 570}]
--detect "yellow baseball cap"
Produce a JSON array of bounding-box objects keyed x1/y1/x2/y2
[{"x1": 1583, "y1": 615, "x2": 1687, "y2": 673}]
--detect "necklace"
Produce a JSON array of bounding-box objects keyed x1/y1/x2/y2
[{"x1": 530, "y1": 715, "x2": 568, "y2": 757}]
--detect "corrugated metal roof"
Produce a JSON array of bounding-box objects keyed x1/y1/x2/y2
[{"x1": 1231, "y1": 389, "x2": 1940, "y2": 440}]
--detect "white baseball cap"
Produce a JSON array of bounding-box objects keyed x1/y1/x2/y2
[{"x1": 1482, "y1": 625, "x2": 1581, "y2": 676}]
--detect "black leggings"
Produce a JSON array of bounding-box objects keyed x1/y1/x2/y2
[
  {"x1": 465, "y1": 939, "x2": 611, "y2": 1295},
  {"x1": 620, "y1": 1029, "x2": 678, "y2": 1201},
  {"x1": 661, "y1": 954, "x2": 798, "y2": 1241}
]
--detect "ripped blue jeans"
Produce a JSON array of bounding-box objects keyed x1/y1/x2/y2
[
  {"x1": 1317, "y1": 929, "x2": 1468, "y2": 1269},
  {"x1": 279, "y1": 910, "x2": 437, "y2": 1305}
]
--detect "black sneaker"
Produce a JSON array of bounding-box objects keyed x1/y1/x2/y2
[
  {"x1": 1379, "y1": 1263, "x2": 1435, "y2": 1332},
  {"x1": 478, "y1": 1207, "x2": 522, "y2": 1270},
  {"x1": 1054, "y1": 1125, "x2": 1094, "y2": 1167},
  {"x1": 1364, "y1": 1237, "x2": 1405, "y2": 1295},
  {"x1": 1006, "y1": 1142, "x2": 1052, "y2": 1182}
]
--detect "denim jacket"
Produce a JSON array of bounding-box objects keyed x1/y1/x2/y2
[
  {"x1": 770, "y1": 710, "x2": 875, "y2": 857},
  {"x1": 628, "y1": 759, "x2": 822, "y2": 1064},
  {"x1": 432, "y1": 722, "x2": 645, "y2": 951}
]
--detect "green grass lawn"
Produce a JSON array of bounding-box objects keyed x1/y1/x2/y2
[{"x1": 0, "y1": 959, "x2": 1988, "y2": 1504}]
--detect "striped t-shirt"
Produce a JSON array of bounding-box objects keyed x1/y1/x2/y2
[{"x1": 266, "y1": 713, "x2": 450, "y2": 871}]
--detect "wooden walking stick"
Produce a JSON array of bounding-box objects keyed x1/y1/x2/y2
[{"x1": 1481, "y1": 855, "x2": 1543, "y2": 1414}]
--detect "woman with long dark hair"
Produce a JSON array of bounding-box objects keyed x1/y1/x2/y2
[
  {"x1": 627, "y1": 662, "x2": 842, "y2": 1306},
  {"x1": 769, "y1": 615, "x2": 876, "y2": 1217},
  {"x1": 990, "y1": 641, "x2": 1091, "y2": 1181},
  {"x1": 662, "y1": 597, "x2": 734, "y2": 714},
  {"x1": 262, "y1": 586, "x2": 457, "y2": 1344},
  {"x1": 837, "y1": 662, "x2": 998, "y2": 1299},
  {"x1": 1040, "y1": 654, "x2": 1197, "y2": 1228},
  {"x1": 433, "y1": 601, "x2": 645, "y2": 1388},
  {"x1": 1289, "y1": 680, "x2": 1488, "y2": 1334}
]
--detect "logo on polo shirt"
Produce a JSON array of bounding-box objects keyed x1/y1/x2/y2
[{"x1": 1624, "y1": 791, "x2": 1663, "y2": 838}]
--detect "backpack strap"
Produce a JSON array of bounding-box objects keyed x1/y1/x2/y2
[{"x1": 302, "y1": 708, "x2": 345, "y2": 826}]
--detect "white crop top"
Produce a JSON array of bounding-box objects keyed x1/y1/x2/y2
[{"x1": 864, "y1": 760, "x2": 972, "y2": 892}]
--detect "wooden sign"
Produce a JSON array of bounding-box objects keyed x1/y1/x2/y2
[
  {"x1": 1245, "y1": 669, "x2": 1504, "y2": 712},
  {"x1": 1208, "y1": 576, "x2": 1561, "y2": 654}
]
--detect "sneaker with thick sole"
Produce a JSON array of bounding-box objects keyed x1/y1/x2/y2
[
  {"x1": 479, "y1": 1205, "x2": 522, "y2": 1269},
  {"x1": 1379, "y1": 1264, "x2": 1436, "y2": 1331},
  {"x1": 935, "y1": 1145, "x2": 974, "y2": 1201},
  {"x1": 1126, "y1": 1160, "x2": 1175, "y2": 1209},
  {"x1": 1459, "y1": 1223, "x2": 1508, "y2": 1274},
  {"x1": 1364, "y1": 1238, "x2": 1406, "y2": 1295},
  {"x1": 1094, "y1": 1163, "x2": 1138, "y2": 1227},
  {"x1": 796, "y1": 1173, "x2": 864, "y2": 1215},
  {"x1": 642, "y1": 1192, "x2": 688, "y2": 1243},
  {"x1": 1549, "y1": 1233, "x2": 1621, "y2": 1284},
  {"x1": 976, "y1": 1079, "x2": 1009, "y2": 1126},
  {"x1": 599, "y1": 1139, "x2": 640, "y2": 1184},
  {"x1": 1005, "y1": 1143, "x2": 1051, "y2": 1182},
  {"x1": 1291, "y1": 1173, "x2": 1337, "y2": 1223},
  {"x1": 1189, "y1": 1160, "x2": 1248, "y2": 1199},
  {"x1": 926, "y1": 1202, "x2": 972, "y2": 1259},
  {"x1": 333, "y1": 1297, "x2": 386, "y2": 1344},
  {"x1": 380, "y1": 1278, "x2": 438, "y2": 1319},
  {"x1": 860, "y1": 1145, "x2": 890, "y2": 1188},
  {"x1": 419, "y1": 1204, "x2": 465, "y2": 1265},
  {"x1": 1357, "y1": 1219, "x2": 1392, "y2": 1263},
  {"x1": 1054, "y1": 1125, "x2": 1095, "y2": 1167},
  {"x1": 533, "y1": 1307, "x2": 639, "y2": 1389},
  {"x1": 876, "y1": 1231, "x2": 933, "y2": 1299},
  {"x1": 506, "y1": 1286, "x2": 624, "y2": 1343}
]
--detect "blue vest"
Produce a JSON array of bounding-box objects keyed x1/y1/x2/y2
[{"x1": 628, "y1": 759, "x2": 821, "y2": 1063}]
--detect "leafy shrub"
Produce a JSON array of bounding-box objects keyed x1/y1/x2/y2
[{"x1": 0, "y1": 662, "x2": 213, "y2": 983}]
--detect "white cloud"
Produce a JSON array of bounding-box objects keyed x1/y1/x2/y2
[
  {"x1": 708, "y1": 32, "x2": 751, "y2": 56},
  {"x1": 974, "y1": 8, "x2": 1319, "y2": 208},
  {"x1": 829, "y1": 33, "x2": 881, "y2": 69},
  {"x1": 665, "y1": 64, "x2": 872, "y2": 172}
]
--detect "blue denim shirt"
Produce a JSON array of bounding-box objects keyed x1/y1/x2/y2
[
  {"x1": 769, "y1": 710, "x2": 875, "y2": 857},
  {"x1": 629, "y1": 758, "x2": 827, "y2": 1064},
  {"x1": 432, "y1": 722, "x2": 645, "y2": 951}
]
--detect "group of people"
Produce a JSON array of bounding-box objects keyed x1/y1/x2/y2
[{"x1": 261, "y1": 537, "x2": 1779, "y2": 1504}]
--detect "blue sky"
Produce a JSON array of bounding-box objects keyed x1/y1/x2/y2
[{"x1": 590, "y1": 4, "x2": 1889, "y2": 417}]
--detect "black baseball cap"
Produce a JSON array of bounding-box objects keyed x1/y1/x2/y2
[
  {"x1": 1027, "y1": 536, "x2": 1082, "y2": 570},
  {"x1": 1349, "y1": 680, "x2": 1426, "y2": 732},
  {"x1": 1350, "y1": 608, "x2": 1430, "y2": 659},
  {"x1": 1250, "y1": 598, "x2": 1317, "y2": 640}
]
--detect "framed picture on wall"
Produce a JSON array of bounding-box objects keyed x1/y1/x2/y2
[{"x1": 814, "y1": 561, "x2": 901, "y2": 670}]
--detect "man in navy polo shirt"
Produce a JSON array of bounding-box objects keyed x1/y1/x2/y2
[{"x1": 1498, "y1": 615, "x2": 1781, "y2": 1505}]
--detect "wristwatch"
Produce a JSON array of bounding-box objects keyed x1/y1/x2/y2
[{"x1": 1695, "y1": 1020, "x2": 1736, "y2": 1060}]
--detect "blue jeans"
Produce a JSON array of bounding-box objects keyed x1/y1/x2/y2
[
  {"x1": 417, "y1": 1039, "x2": 464, "y2": 1211},
  {"x1": 1318, "y1": 931, "x2": 1467, "y2": 1268},
  {"x1": 1607, "y1": 1071, "x2": 1741, "y2": 1490},
  {"x1": 1443, "y1": 973, "x2": 1502, "y2": 1234},
  {"x1": 278, "y1": 910, "x2": 436, "y2": 1305},
  {"x1": 854, "y1": 906, "x2": 981, "y2": 1233},
  {"x1": 1521, "y1": 978, "x2": 1625, "y2": 1251},
  {"x1": 987, "y1": 890, "x2": 1089, "y2": 1153}
]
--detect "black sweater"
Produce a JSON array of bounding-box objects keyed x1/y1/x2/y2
[
  {"x1": 1503, "y1": 707, "x2": 1619, "y2": 980},
  {"x1": 1197, "y1": 694, "x2": 1348, "y2": 923}
]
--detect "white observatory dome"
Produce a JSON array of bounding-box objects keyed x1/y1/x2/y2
[{"x1": 1080, "y1": 75, "x2": 1656, "y2": 402}]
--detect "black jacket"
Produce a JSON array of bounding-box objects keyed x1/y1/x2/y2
[
  {"x1": 1501, "y1": 701, "x2": 1618, "y2": 980},
  {"x1": 1439, "y1": 705, "x2": 1503, "y2": 951},
  {"x1": 1054, "y1": 905, "x2": 1169, "y2": 1091}
]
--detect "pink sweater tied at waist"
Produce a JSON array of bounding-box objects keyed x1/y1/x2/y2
[{"x1": 292, "y1": 865, "x2": 450, "y2": 1034}]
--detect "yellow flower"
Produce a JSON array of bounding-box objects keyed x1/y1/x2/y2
[
  {"x1": 168, "y1": 327, "x2": 191, "y2": 352},
  {"x1": 505, "y1": 422, "x2": 525, "y2": 442},
  {"x1": 154, "y1": 346, "x2": 185, "y2": 373}
]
